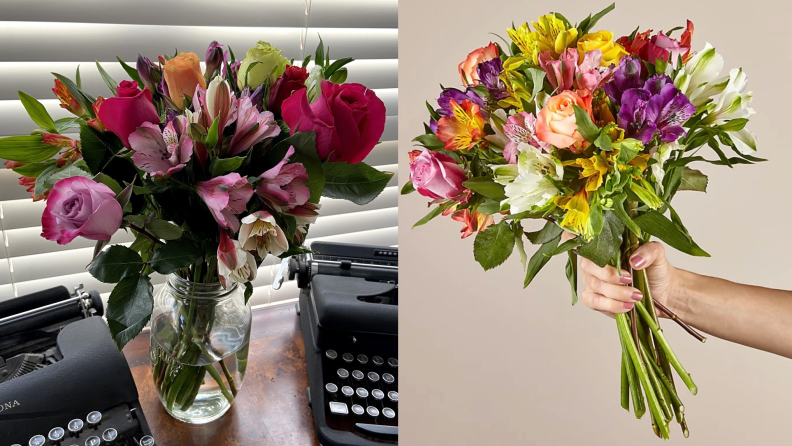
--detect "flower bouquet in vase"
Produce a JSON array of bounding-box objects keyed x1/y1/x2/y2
[
  {"x1": 0, "y1": 39, "x2": 390, "y2": 423},
  {"x1": 404, "y1": 3, "x2": 760, "y2": 438}
]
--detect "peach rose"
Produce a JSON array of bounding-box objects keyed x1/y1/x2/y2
[
  {"x1": 458, "y1": 42, "x2": 498, "y2": 86},
  {"x1": 536, "y1": 90, "x2": 593, "y2": 152},
  {"x1": 162, "y1": 52, "x2": 207, "y2": 108}
]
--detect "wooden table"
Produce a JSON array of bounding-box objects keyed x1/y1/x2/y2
[{"x1": 123, "y1": 304, "x2": 321, "y2": 446}]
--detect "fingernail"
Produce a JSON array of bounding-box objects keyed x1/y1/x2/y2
[
  {"x1": 623, "y1": 302, "x2": 635, "y2": 310},
  {"x1": 619, "y1": 273, "x2": 632, "y2": 284},
  {"x1": 632, "y1": 291, "x2": 643, "y2": 301},
  {"x1": 630, "y1": 255, "x2": 646, "y2": 269}
]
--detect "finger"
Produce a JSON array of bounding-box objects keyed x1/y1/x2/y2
[
  {"x1": 587, "y1": 276, "x2": 642, "y2": 303},
  {"x1": 596, "y1": 309, "x2": 616, "y2": 319},
  {"x1": 580, "y1": 258, "x2": 632, "y2": 285},
  {"x1": 582, "y1": 290, "x2": 634, "y2": 314},
  {"x1": 561, "y1": 230, "x2": 577, "y2": 243},
  {"x1": 630, "y1": 241, "x2": 667, "y2": 270}
]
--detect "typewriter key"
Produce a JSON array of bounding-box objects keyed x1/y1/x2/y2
[
  {"x1": 101, "y1": 428, "x2": 118, "y2": 443},
  {"x1": 68, "y1": 419, "x2": 84, "y2": 435},
  {"x1": 325, "y1": 383, "x2": 339, "y2": 394},
  {"x1": 371, "y1": 389, "x2": 385, "y2": 400},
  {"x1": 387, "y1": 358, "x2": 398, "y2": 368},
  {"x1": 341, "y1": 385, "x2": 355, "y2": 397},
  {"x1": 366, "y1": 406, "x2": 380, "y2": 417},
  {"x1": 48, "y1": 427, "x2": 65, "y2": 442},
  {"x1": 351, "y1": 370, "x2": 364, "y2": 381},
  {"x1": 388, "y1": 390, "x2": 399, "y2": 402},
  {"x1": 84, "y1": 437, "x2": 100, "y2": 446},
  {"x1": 367, "y1": 371, "x2": 380, "y2": 383},
  {"x1": 382, "y1": 373, "x2": 395, "y2": 385},
  {"x1": 341, "y1": 353, "x2": 354, "y2": 363},
  {"x1": 28, "y1": 435, "x2": 46, "y2": 446},
  {"x1": 140, "y1": 436, "x2": 155, "y2": 446},
  {"x1": 372, "y1": 356, "x2": 384, "y2": 366},
  {"x1": 329, "y1": 401, "x2": 349, "y2": 415},
  {"x1": 337, "y1": 368, "x2": 349, "y2": 379},
  {"x1": 351, "y1": 404, "x2": 365, "y2": 415},
  {"x1": 325, "y1": 349, "x2": 338, "y2": 360},
  {"x1": 356, "y1": 387, "x2": 369, "y2": 398},
  {"x1": 86, "y1": 411, "x2": 102, "y2": 428},
  {"x1": 357, "y1": 354, "x2": 369, "y2": 365},
  {"x1": 382, "y1": 407, "x2": 396, "y2": 419}
]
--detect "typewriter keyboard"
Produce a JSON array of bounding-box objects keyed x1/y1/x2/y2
[{"x1": 321, "y1": 349, "x2": 398, "y2": 434}]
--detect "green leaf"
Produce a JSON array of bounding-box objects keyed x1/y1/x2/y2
[
  {"x1": 18, "y1": 91, "x2": 57, "y2": 133},
  {"x1": 551, "y1": 237, "x2": 585, "y2": 256},
  {"x1": 45, "y1": 162, "x2": 92, "y2": 188},
  {"x1": 11, "y1": 160, "x2": 56, "y2": 178},
  {"x1": 634, "y1": 211, "x2": 710, "y2": 257},
  {"x1": 322, "y1": 162, "x2": 393, "y2": 205},
  {"x1": 89, "y1": 245, "x2": 144, "y2": 283},
  {"x1": 718, "y1": 118, "x2": 749, "y2": 132},
  {"x1": 679, "y1": 167, "x2": 708, "y2": 192},
  {"x1": 34, "y1": 164, "x2": 59, "y2": 198},
  {"x1": 106, "y1": 275, "x2": 153, "y2": 350},
  {"x1": 75, "y1": 65, "x2": 82, "y2": 89},
  {"x1": 611, "y1": 194, "x2": 642, "y2": 237},
  {"x1": 95, "y1": 61, "x2": 118, "y2": 95},
  {"x1": 117, "y1": 57, "x2": 142, "y2": 84},
  {"x1": 616, "y1": 139, "x2": 641, "y2": 165},
  {"x1": 577, "y1": 211, "x2": 625, "y2": 267},
  {"x1": 473, "y1": 220, "x2": 515, "y2": 270},
  {"x1": 573, "y1": 105, "x2": 599, "y2": 143},
  {"x1": 93, "y1": 172, "x2": 122, "y2": 194},
  {"x1": 205, "y1": 116, "x2": 221, "y2": 150},
  {"x1": 116, "y1": 181, "x2": 134, "y2": 212},
  {"x1": 278, "y1": 132, "x2": 324, "y2": 203},
  {"x1": 55, "y1": 117, "x2": 81, "y2": 133},
  {"x1": 324, "y1": 57, "x2": 354, "y2": 79},
  {"x1": 244, "y1": 282, "x2": 254, "y2": 305},
  {"x1": 412, "y1": 133, "x2": 444, "y2": 149},
  {"x1": 524, "y1": 236, "x2": 561, "y2": 288},
  {"x1": 315, "y1": 35, "x2": 325, "y2": 70},
  {"x1": 579, "y1": 3, "x2": 615, "y2": 35},
  {"x1": 150, "y1": 239, "x2": 203, "y2": 274},
  {"x1": 209, "y1": 156, "x2": 245, "y2": 177},
  {"x1": 526, "y1": 67, "x2": 547, "y2": 103},
  {"x1": 80, "y1": 124, "x2": 122, "y2": 175},
  {"x1": 477, "y1": 198, "x2": 502, "y2": 215},
  {"x1": 0, "y1": 135, "x2": 61, "y2": 163},
  {"x1": 51, "y1": 72, "x2": 95, "y2": 118},
  {"x1": 463, "y1": 177, "x2": 506, "y2": 200},
  {"x1": 413, "y1": 202, "x2": 452, "y2": 229},
  {"x1": 513, "y1": 222, "x2": 528, "y2": 270},
  {"x1": 566, "y1": 251, "x2": 579, "y2": 305},
  {"x1": 593, "y1": 132, "x2": 613, "y2": 151},
  {"x1": 629, "y1": 181, "x2": 663, "y2": 209},
  {"x1": 525, "y1": 220, "x2": 563, "y2": 244},
  {"x1": 589, "y1": 202, "x2": 604, "y2": 237},
  {"x1": 146, "y1": 219, "x2": 184, "y2": 241},
  {"x1": 400, "y1": 180, "x2": 415, "y2": 195}
]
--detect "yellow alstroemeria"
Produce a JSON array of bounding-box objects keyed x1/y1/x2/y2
[
  {"x1": 555, "y1": 188, "x2": 591, "y2": 238},
  {"x1": 498, "y1": 69, "x2": 532, "y2": 111},
  {"x1": 576, "y1": 154, "x2": 611, "y2": 192},
  {"x1": 508, "y1": 15, "x2": 578, "y2": 65},
  {"x1": 577, "y1": 31, "x2": 628, "y2": 66}
]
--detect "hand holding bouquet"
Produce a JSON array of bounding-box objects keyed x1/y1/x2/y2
[{"x1": 404, "y1": 3, "x2": 760, "y2": 438}]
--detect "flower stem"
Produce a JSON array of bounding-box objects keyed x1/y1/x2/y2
[
  {"x1": 620, "y1": 333, "x2": 644, "y2": 418},
  {"x1": 620, "y1": 355, "x2": 630, "y2": 412},
  {"x1": 129, "y1": 224, "x2": 164, "y2": 246},
  {"x1": 652, "y1": 298, "x2": 707, "y2": 343},
  {"x1": 635, "y1": 301, "x2": 698, "y2": 395},
  {"x1": 220, "y1": 360, "x2": 238, "y2": 397},
  {"x1": 205, "y1": 363, "x2": 235, "y2": 404},
  {"x1": 640, "y1": 341, "x2": 684, "y2": 414}
]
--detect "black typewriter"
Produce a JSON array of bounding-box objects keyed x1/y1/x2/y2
[
  {"x1": 286, "y1": 241, "x2": 398, "y2": 446},
  {"x1": 0, "y1": 284, "x2": 155, "y2": 446}
]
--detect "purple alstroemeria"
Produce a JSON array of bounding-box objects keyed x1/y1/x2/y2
[
  {"x1": 437, "y1": 88, "x2": 485, "y2": 115},
  {"x1": 136, "y1": 54, "x2": 160, "y2": 93},
  {"x1": 618, "y1": 89, "x2": 657, "y2": 143},
  {"x1": 646, "y1": 81, "x2": 696, "y2": 142},
  {"x1": 477, "y1": 58, "x2": 508, "y2": 100},
  {"x1": 618, "y1": 75, "x2": 695, "y2": 144},
  {"x1": 604, "y1": 56, "x2": 644, "y2": 105},
  {"x1": 205, "y1": 41, "x2": 226, "y2": 79}
]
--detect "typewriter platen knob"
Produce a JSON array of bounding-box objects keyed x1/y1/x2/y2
[
  {"x1": 86, "y1": 411, "x2": 102, "y2": 428},
  {"x1": 140, "y1": 436, "x2": 155, "y2": 446},
  {"x1": 84, "y1": 437, "x2": 100, "y2": 446},
  {"x1": 48, "y1": 427, "x2": 66, "y2": 443},
  {"x1": 68, "y1": 419, "x2": 84, "y2": 435},
  {"x1": 29, "y1": 435, "x2": 46, "y2": 446}
]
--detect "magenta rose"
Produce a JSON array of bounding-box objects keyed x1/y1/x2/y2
[
  {"x1": 41, "y1": 177, "x2": 123, "y2": 245},
  {"x1": 409, "y1": 150, "x2": 467, "y2": 200},
  {"x1": 96, "y1": 80, "x2": 160, "y2": 148},
  {"x1": 281, "y1": 80, "x2": 386, "y2": 164},
  {"x1": 195, "y1": 173, "x2": 254, "y2": 232}
]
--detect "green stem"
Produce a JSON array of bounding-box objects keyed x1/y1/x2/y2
[
  {"x1": 640, "y1": 341, "x2": 684, "y2": 414},
  {"x1": 635, "y1": 301, "x2": 698, "y2": 395},
  {"x1": 620, "y1": 354, "x2": 630, "y2": 412},
  {"x1": 205, "y1": 364, "x2": 235, "y2": 404},
  {"x1": 620, "y1": 335, "x2": 644, "y2": 418},
  {"x1": 220, "y1": 360, "x2": 238, "y2": 397}
]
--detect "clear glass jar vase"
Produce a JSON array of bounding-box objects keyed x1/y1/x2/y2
[{"x1": 149, "y1": 274, "x2": 251, "y2": 424}]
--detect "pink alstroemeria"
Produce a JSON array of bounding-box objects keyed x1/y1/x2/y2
[
  {"x1": 238, "y1": 211, "x2": 289, "y2": 258},
  {"x1": 129, "y1": 119, "x2": 193, "y2": 177},
  {"x1": 227, "y1": 96, "x2": 280, "y2": 156},
  {"x1": 538, "y1": 48, "x2": 578, "y2": 92},
  {"x1": 195, "y1": 173, "x2": 254, "y2": 232},
  {"x1": 502, "y1": 112, "x2": 550, "y2": 163},
  {"x1": 575, "y1": 50, "x2": 614, "y2": 92},
  {"x1": 256, "y1": 146, "x2": 310, "y2": 212},
  {"x1": 217, "y1": 229, "x2": 257, "y2": 289},
  {"x1": 285, "y1": 202, "x2": 320, "y2": 244}
]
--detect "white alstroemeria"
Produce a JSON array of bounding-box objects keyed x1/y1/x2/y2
[
  {"x1": 703, "y1": 68, "x2": 755, "y2": 125},
  {"x1": 674, "y1": 43, "x2": 725, "y2": 108},
  {"x1": 484, "y1": 109, "x2": 509, "y2": 151},
  {"x1": 238, "y1": 211, "x2": 289, "y2": 258},
  {"x1": 651, "y1": 141, "x2": 684, "y2": 191},
  {"x1": 494, "y1": 144, "x2": 563, "y2": 214},
  {"x1": 729, "y1": 127, "x2": 758, "y2": 155}
]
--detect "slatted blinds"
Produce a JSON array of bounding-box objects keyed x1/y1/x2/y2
[{"x1": 0, "y1": 0, "x2": 398, "y2": 305}]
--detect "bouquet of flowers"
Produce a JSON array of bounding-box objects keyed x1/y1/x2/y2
[
  {"x1": 404, "y1": 3, "x2": 760, "y2": 438},
  {"x1": 0, "y1": 39, "x2": 389, "y2": 418}
]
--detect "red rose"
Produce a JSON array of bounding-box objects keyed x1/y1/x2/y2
[
  {"x1": 96, "y1": 81, "x2": 159, "y2": 148},
  {"x1": 281, "y1": 80, "x2": 386, "y2": 164},
  {"x1": 268, "y1": 65, "x2": 308, "y2": 113}
]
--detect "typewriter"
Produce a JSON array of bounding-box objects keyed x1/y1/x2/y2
[
  {"x1": 287, "y1": 241, "x2": 398, "y2": 446},
  {"x1": 0, "y1": 284, "x2": 155, "y2": 446}
]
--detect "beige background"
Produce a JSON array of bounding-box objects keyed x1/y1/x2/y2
[{"x1": 398, "y1": 0, "x2": 792, "y2": 444}]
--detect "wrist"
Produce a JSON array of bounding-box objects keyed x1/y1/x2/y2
[{"x1": 665, "y1": 266, "x2": 695, "y2": 321}]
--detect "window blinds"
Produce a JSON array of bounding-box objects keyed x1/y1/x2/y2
[{"x1": 0, "y1": 0, "x2": 398, "y2": 305}]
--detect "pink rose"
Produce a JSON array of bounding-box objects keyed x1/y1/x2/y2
[
  {"x1": 217, "y1": 229, "x2": 257, "y2": 289},
  {"x1": 458, "y1": 42, "x2": 499, "y2": 86},
  {"x1": 96, "y1": 80, "x2": 159, "y2": 148},
  {"x1": 41, "y1": 177, "x2": 123, "y2": 245},
  {"x1": 409, "y1": 150, "x2": 467, "y2": 200},
  {"x1": 195, "y1": 173, "x2": 254, "y2": 232},
  {"x1": 536, "y1": 90, "x2": 593, "y2": 152},
  {"x1": 281, "y1": 80, "x2": 386, "y2": 164},
  {"x1": 256, "y1": 145, "x2": 309, "y2": 212}
]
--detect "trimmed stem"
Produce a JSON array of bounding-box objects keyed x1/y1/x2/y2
[
  {"x1": 652, "y1": 298, "x2": 707, "y2": 343},
  {"x1": 205, "y1": 363, "x2": 235, "y2": 404},
  {"x1": 620, "y1": 332, "x2": 645, "y2": 419},
  {"x1": 220, "y1": 360, "x2": 238, "y2": 397},
  {"x1": 640, "y1": 341, "x2": 684, "y2": 414},
  {"x1": 620, "y1": 355, "x2": 630, "y2": 412},
  {"x1": 635, "y1": 301, "x2": 698, "y2": 395}
]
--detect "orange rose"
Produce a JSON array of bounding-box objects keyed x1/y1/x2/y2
[
  {"x1": 536, "y1": 90, "x2": 594, "y2": 152},
  {"x1": 458, "y1": 42, "x2": 498, "y2": 86},
  {"x1": 162, "y1": 52, "x2": 206, "y2": 108}
]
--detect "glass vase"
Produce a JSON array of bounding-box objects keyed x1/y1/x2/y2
[{"x1": 149, "y1": 274, "x2": 251, "y2": 424}]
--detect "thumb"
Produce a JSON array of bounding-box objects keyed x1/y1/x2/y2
[{"x1": 629, "y1": 241, "x2": 667, "y2": 270}]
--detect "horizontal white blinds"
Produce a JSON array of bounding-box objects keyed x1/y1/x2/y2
[{"x1": 0, "y1": 0, "x2": 398, "y2": 306}]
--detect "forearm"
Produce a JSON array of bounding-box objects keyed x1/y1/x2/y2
[{"x1": 668, "y1": 268, "x2": 792, "y2": 358}]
